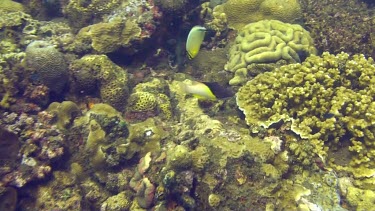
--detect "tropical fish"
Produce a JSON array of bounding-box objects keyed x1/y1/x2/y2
[
  {"x1": 186, "y1": 26, "x2": 207, "y2": 59},
  {"x1": 180, "y1": 81, "x2": 234, "y2": 100}
]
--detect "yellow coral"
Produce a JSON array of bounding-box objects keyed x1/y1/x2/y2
[
  {"x1": 0, "y1": 0, "x2": 24, "y2": 13},
  {"x1": 76, "y1": 18, "x2": 141, "y2": 54},
  {"x1": 46, "y1": 101, "x2": 81, "y2": 130},
  {"x1": 213, "y1": 0, "x2": 301, "y2": 30},
  {"x1": 127, "y1": 92, "x2": 157, "y2": 112},
  {"x1": 237, "y1": 52, "x2": 375, "y2": 175},
  {"x1": 225, "y1": 20, "x2": 316, "y2": 85},
  {"x1": 70, "y1": 55, "x2": 129, "y2": 111},
  {"x1": 157, "y1": 93, "x2": 172, "y2": 120}
]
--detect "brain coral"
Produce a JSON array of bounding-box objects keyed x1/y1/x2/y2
[
  {"x1": 225, "y1": 20, "x2": 317, "y2": 85},
  {"x1": 213, "y1": 0, "x2": 302, "y2": 30},
  {"x1": 236, "y1": 52, "x2": 375, "y2": 173},
  {"x1": 25, "y1": 41, "x2": 68, "y2": 94}
]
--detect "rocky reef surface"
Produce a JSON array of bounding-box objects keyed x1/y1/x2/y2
[{"x1": 0, "y1": 0, "x2": 375, "y2": 210}]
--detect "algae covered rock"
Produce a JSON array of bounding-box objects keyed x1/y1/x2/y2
[
  {"x1": 225, "y1": 20, "x2": 317, "y2": 85},
  {"x1": 25, "y1": 41, "x2": 68, "y2": 94}
]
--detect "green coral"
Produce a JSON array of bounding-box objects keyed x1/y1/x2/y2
[
  {"x1": 126, "y1": 79, "x2": 173, "y2": 120},
  {"x1": 70, "y1": 55, "x2": 129, "y2": 111},
  {"x1": 225, "y1": 20, "x2": 317, "y2": 85},
  {"x1": 346, "y1": 186, "x2": 375, "y2": 210},
  {"x1": 62, "y1": 0, "x2": 121, "y2": 28},
  {"x1": 128, "y1": 92, "x2": 158, "y2": 112},
  {"x1": 76, "y1": 18, "x2": 141, "y2": 53},
  {"x1": 46, "y1": 101, "x2": 81, "y2": 130},
  {"x1": 0, "y1": 0, "x2": 24, "y2": 13},
  {"x1": 157, "y1": 93, "x2": 172, "y2": 120},
  {"x1": 236, "y1": 52, "x2": 375, "y2": 174},
  {"x1": 101, "y1": 191, "x2": 131, "y2": 211},
  {"x1": 212, "y1": 0, "x2": 302, "y2": 31},
  {"x1": 25, "y1": 40, "x2": 69, "y2": 94}
]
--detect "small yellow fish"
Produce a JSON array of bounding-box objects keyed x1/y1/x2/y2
[
  {"x1": 180, "y1": 80, "x2": 234, "y2": 100},
  {"x1": 186, "y1": 26, "x2": 206, "y2": 59}
]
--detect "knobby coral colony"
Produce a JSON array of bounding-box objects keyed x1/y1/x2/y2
[
  {"x1": 2, "y1": 0, "x2": 375, "y2": 210},
  {"x1": 237, "y1": 52, "x2": 375, "y2": 174}
]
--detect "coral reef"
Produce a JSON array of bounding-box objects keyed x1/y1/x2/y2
[
  {"x1": 225, "y1": 20, "x2": 317, "y2": 85},
  {"x1": 25, "y1": 40, "x2": 68, "y2": 94},
  {"x1": 32, "y1": 171, "x2": 85, "y2": 210},
  {"x1": 75, "y1": 18, "x2": 141, "y2": 54},
  {"x1": 154, "y1": 0, "x2": 188, "y2": 14},
  {"x1": 73, "y1": 0, "x2": 162, "y2": 54},
  {"x1": 125, "y1": 78, "x2": 172, "y2": 122},
  {"x1": 46, "y1": 101, "x2": 81, "y2": 130},
  {"x1": 237, "y1": 52, "x2": 375, "y2": 176},
  {"x1": 0, "y1": 0, "x2": 24, "y2": 13},
  {"x1": 300, "y1": 0, "x2": 375, "y2": 59},
  {"x1": 0, "y1": 111, "x2": 65, "y2": 187},
  {"x1": 212, "y1": 0, "x2": 302, "y2": 31},
  {"x1": 61, "y1": 0, "x2": 121, "y2": 28},
  {"x1": 69, "y1": 55, "x2": 129, "y2": 111}
]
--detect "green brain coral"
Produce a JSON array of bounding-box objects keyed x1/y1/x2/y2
[
  {"x1": 236, "y1": 52, "x2": 375, "y2": 174},
  {"x1": 225, "y1": 20, "x2": 317, "y2": 85},
  {"x1": 213, "y1": 0, "x2": 302, "y2": 31}
]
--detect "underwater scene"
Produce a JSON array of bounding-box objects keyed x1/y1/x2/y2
[{"x1": 1, "y1": 0, "x2": 375, "y2": 210}]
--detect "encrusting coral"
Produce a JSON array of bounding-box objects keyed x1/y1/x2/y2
[
  {"x1": 125, "y1": 78, "x2": 173, "y2": 122},
  {"x1": 70, "y1": 55, "x2": 129, "y2": 111},
  {"x1": 225, "y1": 20, "x2": 317, "y2": 85},
  {"x1": 237, "y1": 52, "x2": 375, "y2": 176}
]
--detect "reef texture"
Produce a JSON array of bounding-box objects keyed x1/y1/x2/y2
[
  {"x1": 300, "y1": 0, "x2": 375, "y2": 59},
  {"x1": 237, "y1": 52, "x2": 375, "y2": 177},
  {"x1": 225, "y1": 20, "x2": 317, "y2": 85},
  {"x1": 25, "y1": 40, "x2": 68, "y2": 94},
  {"x1": 211, "y1": 0, "x2": 302, "y2": 31},
  {"x1": 73, "y1": 0, "x2": 162, "y2": 54},
  {"x1": 0, "y1": 111, "x2": 65, "y2": 188},
  {"x1": 69, "y1": 55, "x2": 129, "y2": 111},
  {"x1": 125, "y1": 78, "x2": 173, "y2": 122}
]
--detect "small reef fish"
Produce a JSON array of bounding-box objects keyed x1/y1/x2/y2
[
  {"x1": 180, "y1": 81, "x2": 234, "y2": 100},
  {"x1": 186, "y1": 26, "x2": 207, "y2": 59}
]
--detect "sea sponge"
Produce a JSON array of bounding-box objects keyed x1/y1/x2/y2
[
  {"x1": 213, "y1": 0, "x2": 302, "y2": 30},
  {"x1": 225, "y1": 20, "x2": 317, "y2": 85},
  {"x1": 25, "y1": 41, "x2": 68, "y2": 94}
]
